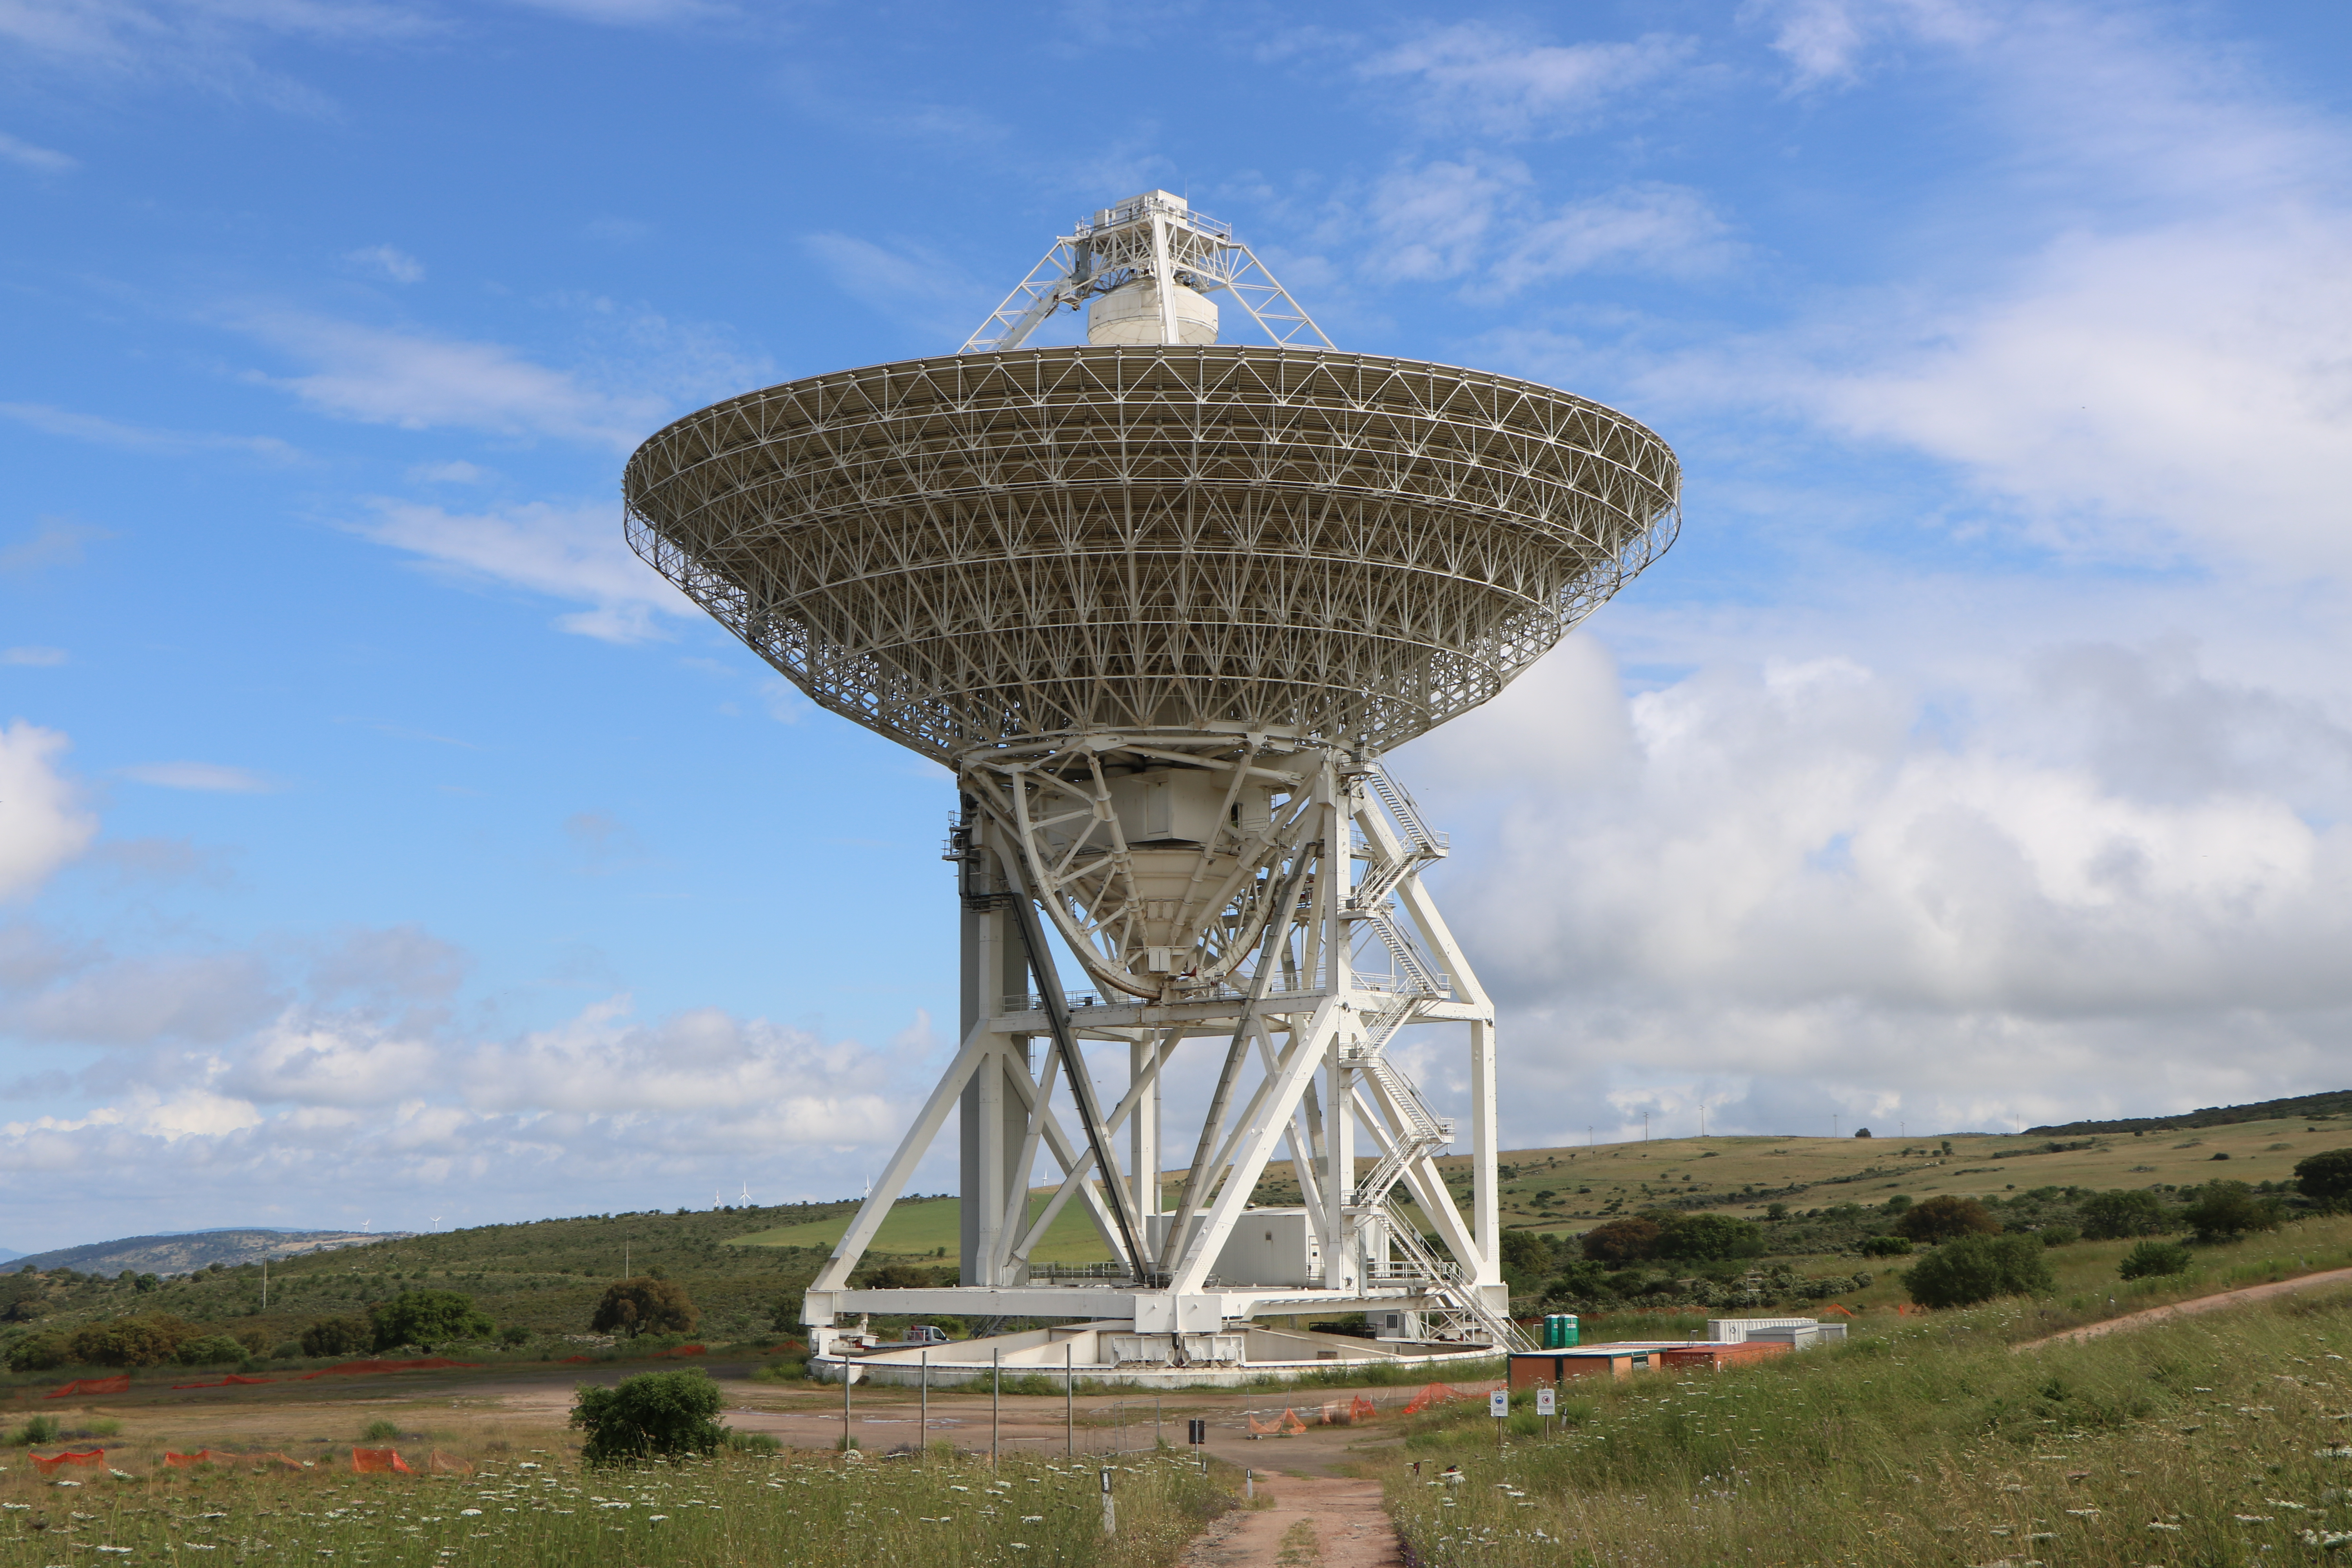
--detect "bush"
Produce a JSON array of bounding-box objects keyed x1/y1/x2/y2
[
  {"x1": 1858, "y1": 1234, "x2": 1913, "y2": 1258},
  {"x1": 725, "y1": 1430, "x2": 781, "y2": 1454},
  {"x1": 68, "y1": 1314, "x2": 195, "y2": 1367},
  {"x1": 174, "y1": 1334, "x2": 249, "y2": 1367},
  {"x1": 270, "y1": 1343, "x2": 301, "y2": 1361},
  {"x1": 1895, "y1": 1196, "x2": 2000, "y2": 1244},
  {"x1": 499, "y1": 1325, "x2": 532, "y2": 1348},
  {"x1": 361, "y1": 1418, "x2": 401, "y2": 1441},
  {"x1": 1653, "y1": 1212, "x2": 1767, "y2": 1261},
  {"x1": 4, "y1": 1331, "x2": 70, "y2": 1372},
  {"x1": 2180, "y1": 1180, "x2": 2284, "y2": 1242},
  {"x1": 1906, "y1": 1234, "x2": 2054, "y2": 1309},
  {"x1": 2081, "y1": 1189, "x2": 2172, "y2": 1240},
  {"x1": 2295, "y1": 1148, "x2": 2352, "y2": 1205},
  {"x1": 1499, "y1": 1229, "x2": 1554, "y2": 1278},
  {"x1": 2038, "y1": 1225, "x2": 2081, "y2": 1247},
  {"x1": 11, "y1": 1416, "x2": 60, "y2": 1446},
  {"x1": 371, "y1": 1290, "x2": 496, "y2": 1351},
  {"x1": 570, "y1": 1368, "x2": 728, "y2": 1464},
  {"x1": 750, "y1": 1358, "x2": 807, "y2": 1384},
  {"x1": 1579, "y1": 1218, "x2": 1662, "y2": 1264},
  {"x1": 590, "y1": 1277, "x2": 699, "y2": 1339},
  {"x1": 301, "y1": 1316, "x2": 373, "y2": 1357},
  {"x1": 2118, "y1": 1240, "x2": 2194, "y2": 1279}
]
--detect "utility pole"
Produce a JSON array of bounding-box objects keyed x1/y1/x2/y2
[{"x1": 1642, "y1": 1112, "x2": 1648, "y2": 1142}]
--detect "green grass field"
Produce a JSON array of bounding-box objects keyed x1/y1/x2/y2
[
  {"x1": 728, "y1": 1193, "x2": 1116, "y2": 1264},
  {"x1": 1389, "y1": 1272, "x2": 2352, "y2": 1566}
]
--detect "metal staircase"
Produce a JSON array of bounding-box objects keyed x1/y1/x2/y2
[{"x1": 1377, "y1": 1206, "x2": 1532, "y2": 1351}]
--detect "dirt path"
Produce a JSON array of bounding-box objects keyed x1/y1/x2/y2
[
  {"x1": 1178, "y1": 1470, "x2": 1400, "y2": 1568},
  {"x1": 2016, "y1": 1265, "x2": 2352, "y2": 1350}
]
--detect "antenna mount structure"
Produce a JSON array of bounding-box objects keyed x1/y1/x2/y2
[{"x1": 623, "y1": 192, "x2": 1680, "y2": 1385}]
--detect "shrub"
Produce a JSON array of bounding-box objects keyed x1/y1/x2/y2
[
  {"x1": 499, "y1": 1325, "x2": 532, "y2": 1348},
  {"x1": 4, "y1": 1331, "x2": 70, "y2": 1372},
  {"x1": 68, "y1": 1314, "x2": 195, "y2": 1367},
  {"x1": 1653, "y1": 1212, "x2": 1767, "y2": 1261},
  {"x1": 301, "y1": 1316, "x2": 373, "y2": 1357},
  {"x1": 750, "y1": 1358, "x2": 807, "y2": 1384},
  {"x1": 1906, "y1": 1234, "x2": 2054, "y2": 1309},
  {"x1": 361, "y1": 1418, "x2": 401, "y2": 1441},
  {"x1": 2038, "y1": 1225, "x2": 2081, "y2": 1247},
  {"x1": 570, "y1": 1368, "x2": 727, "y2": 1464},
  {"x1": 725, "y1": 1430, "x2": 781, "y2": 1454},
  {"x1": 2295, "y1": 1148, "x2": 2352, "y2": 1205},
  {"x1": 1499, "y1": 1229, "x2": 1554, "y2": 1277},
  {"x1": 2180, "y1": 1180, "x2": 2284, "y2": 1242},
  {"x1": 2080, "y1": 1189, "x2": 2172, "y2": 1240},
  {"x1": 270, "y1": 1343, "x2": 301, "y2": 1361},
  {"x1": 1894, "y1": 1196, "x2": 2000, "y2": 1244},
  {"x1": 175, "y1": 1334, "x2": 250, "y2": 1367},
  {"x1": 1859, "y1": 1234, "x2": 1913, "y2": 1258},
  {"x1": 11, "y1": 1416, "x2": 60, "y2": 1446},
  {"x1": 2118, "y1": 1240, "x2": 2194, "y2": 1279},
  {"x1": 590, "y1": 1277, "x2": 699, "y2": 1339},
  {"x1": 371, "y1": 1290, "x2": 496, "y2": 1351},
  {"x1": 1579, "y1": 1218, "x2": 1662, "y2": 1264}
]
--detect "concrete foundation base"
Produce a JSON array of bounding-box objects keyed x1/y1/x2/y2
[{"x1": 811, "y1": 1320, "x2": 1502, "y2": 1389}]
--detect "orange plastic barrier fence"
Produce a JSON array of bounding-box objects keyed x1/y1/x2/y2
[
  {"x1": 301, "y1": 1359, "x2": 479, "y2": 1380},
  {"x1": 166, "y1": 1450, "x2": 226, "y2": 1467},
  {"x1": 1820, "y1": 1303, "x2": 1857, "y2": 1317},
  {"x1": 45, "y1": 1374, "x2": 130, "y2": 1399},
  {"x1": 31, "y1": 1450, "x2": 106, "y2": 1472},
  {"x1": 1350, "y1": 1395, "x2": 1378, "y2": 1423},
  {"x1": 650, "y1": 1344, "x2": 707, "y2": 1357},
  {"x1": 429, "y1": 1450, "x2": 474, "y2": 1476},
  {"x1": 1402, "y1": 1383, "x2": 1466, "y2": 1416},
  {"x1": 560, "y1": 1354, "x2": 595, "y2": 1363},
  {"x1": 352, "y1": 1447, "x2": 415, "y2": 1474},
  {"x1": 172, "y1": 1374, "x2": 275, "y2": 1390},
  {"x1": 258, "y1": 1452, "x2": 308, "y2": 1471}
]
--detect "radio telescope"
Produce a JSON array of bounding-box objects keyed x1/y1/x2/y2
[{"x1": 625, "y1": 191, "x2": 1679, "y2": 1382}]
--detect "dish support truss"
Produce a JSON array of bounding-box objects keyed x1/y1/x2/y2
[
  {"x1": 958, "y1": 189, "x2": 1332, "y2": 354},
  {"x1": 802, "y1": 739, "x2": 1530, "y2": 1359}
]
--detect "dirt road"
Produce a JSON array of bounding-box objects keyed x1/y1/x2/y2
[
  {"x1": 2016, "y1": 1265, "x2": 2352, "y2": 1350},
  {"x1": 1178, "y1": 1470, "x2": 1401, "y2": 1568}
]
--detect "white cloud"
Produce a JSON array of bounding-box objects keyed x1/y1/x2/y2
[
  {"x1": 1483, "y1": 184, "x2": 1740, "y2": 296},
  {"x1": 352, "y1": 498, "x2": 691, "y2": 643},
  {"x1": 344, "y1": 243, "x2": 423, "y2": 283},
  {"x1": 0, "y1": 0, "x2": 439, "y2": 112},
  {"x1": 235, "y1": 312, "x2": 664, "y2": 448},
  {"x1": 2, "y1": 647, "x2": 67, "y2": 667},
  {"x1": 1397, "y1": 634, "x2": 2352, "y2": 1142},
  {"x1": 0, "y1": 723, "x2": 97, "y2": 902},
  {"x1": 0, "y1": 519, "x2": 112, "y2": 573},
  {"x1": 0, "y1": 402, "x2": 298, "y2": 461},
  {"x1": 405, "y1": 459, "x2": 488, "y2": 484},
  {"x1": 119, "y1": 761, "x2": 278, "y2": 793},
  {"x1": 4, "y1": 949, "x2": 279, "y2": 1045},
  {"x1": 1363, "y1": 23, "x2": 1698, "y2": 138},
  {"x1": 1363, "y1": 159, "x2": 1528, "y2": 284},
  {"x1": 0, "y1": 131, "x2": 76, "y2": 172},
  {"x1": 802, "y1": 233, "x2": 993, "y2": 344}
]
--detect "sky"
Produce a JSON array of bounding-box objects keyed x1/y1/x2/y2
[{"x1": 3, "y1": 0, "x2": 2350, "y2": 1253}]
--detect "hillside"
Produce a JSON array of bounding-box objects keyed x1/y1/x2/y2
[
  {"x1": 9, "y1": 1228, "x2": 406, "y2": 1277},
  {"x1": 2026, "y1": 1087, "x2": 2352, "y2": 1136}
]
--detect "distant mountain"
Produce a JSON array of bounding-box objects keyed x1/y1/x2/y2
[
  {"x1": 0, "y1": 1247, "x2": 20, "y2": 1263},
  {"x1": 2028, "y1": 1089, "x2": 2352, "y2": 1138},
  {"x1": 10, "y1": 1228, "x2": 413, "y2": 1278}
]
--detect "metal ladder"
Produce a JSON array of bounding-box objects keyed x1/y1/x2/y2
[{"x1": 1380, "y1": 1206, "x2": 1532, "y2": 1352}]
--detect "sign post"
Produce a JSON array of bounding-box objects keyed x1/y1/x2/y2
[
  {"x1": 1490, "y1": 1387, "x2": 1508, "y2": 1449},
  {"x1": 1188, "y1": 1417, "x2": 1208, "y2": 1472},
  {"x1": 1535, "y1": 1385, "x2": 1555, "y2": 1440},
  {"x1": 1100, "y1": 1466, "x2": 1116, "y2": 1535}
]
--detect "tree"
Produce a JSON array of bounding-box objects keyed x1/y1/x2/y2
[
  {"x1": 570, "y1": 1368, "x2": 727, "y2": 1464},
  {"x1": 1499, "y1": 1229, "x2": 1553, "y2": 1281},
  {"x1": 1859, "y1": 1234, "x2": 1913, "y2": 1257},
  {"x1": 1894, "y1": 1195, "x2": 2000, "y2": 1244},
  {"x1": 1905, "y1": 1234, "x2": 2053, "y2": 1309},
  {"x1": 67, "y1": 1313, "x2": 195, "y2": 1367},
  {"x1": 4, "y1": 1330, "x2": 71, "y2": 1372},
  {"x1": 1854, "y1": 1127, "x2": 1872, "y2": 1138},
  {"x1": 1578, "y1": 1217, "x2": 1662, "y2": 1264},
  {"x1": 591, "y1": 1276, "x2": 699, "y2": 1339},
  {"x1": 370, "y1": 1289, "x2": 495, "y2": 1352},
  {"x1": 302, "y1": 1316, "x2": 374, "y2": 1357},
  {"x1": 2117, "y1": 1240, "x2": 2193, "y2": 1280},
  {"x1": 2180, "y1": 1181, "x2": 2283, "y2": 1242},
  {"x1": 176, "y1": 1334, "x2": 250, "y2": 1367},
  {"x1": 2295, "y1": 1148, "x2": 2352, "y2": 1205},
  {"x1": 1652, "y1": 1212, "x2": 1766, "y2": 1261},
  {"x1": 2080, "y1": 1189, "x2": 2171, "y2": 1240}
]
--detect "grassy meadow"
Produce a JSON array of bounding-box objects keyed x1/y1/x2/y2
[
  {"x1": 1388, "y1": 1278, "x2": 2352, "y2": 1567},
  {"x1": 0, "y1": 1445, "x2": 1231, "y2": 1568}
]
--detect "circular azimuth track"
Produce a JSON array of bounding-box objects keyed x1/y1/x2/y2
[{"x1": 623, "y1": 345, "x2": 1681, "y2": 760}]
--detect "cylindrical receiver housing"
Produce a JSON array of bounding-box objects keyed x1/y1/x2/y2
[{"x1": 1088, "y1": 280, "x2": 1218, "y2": 346}]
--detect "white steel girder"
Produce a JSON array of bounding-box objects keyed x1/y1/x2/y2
[{"x1": 800, "y1": 741, "x2": 1526, "y2": 1358}]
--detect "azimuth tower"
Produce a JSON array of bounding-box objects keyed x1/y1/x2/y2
[{"x1": 624, "y1": 191, "x2": 1679, "y2": 1383}]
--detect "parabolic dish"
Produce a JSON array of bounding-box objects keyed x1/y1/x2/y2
[{"x1": 624, "y1": 345, "x2": 1680, "y2": 760}]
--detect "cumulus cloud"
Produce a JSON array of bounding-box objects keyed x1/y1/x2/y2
[
  {"x1": 1394, "y1": 634, "x2": 2352, "y2": 1143},
  {"x1": 0, "y1": 723, "x2": 97, "y2": 902},
  {"x1": 351, "y1": 498, "x2": 691, "y2": 642}
]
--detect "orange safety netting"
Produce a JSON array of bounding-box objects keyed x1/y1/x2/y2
[
  {"x1": 1246, "y1": 1408, "x2": 1309, "y2": 1436},
  {"x1": 171, "y1": 1374, "x2": 274, "y2": 1390},
  {"x1": 165, "y1": 1450, "x2": 228, "y2": 1467},
  {"x1": 560, "y1": 1354, "x2": 595, "y2": 1363},
  {"x1": 1820, "y1": 1303, "x2": 1857, "y2": 1317},
  {"x1": 45, "y1": 1374, "x2": 130, "y2": 1399},
  {"x1": 1350, "y1": 1394, "x2": 1378, "y2": 1423},
  {"x1": 31, "y1": 1449, "x2": 107, "y2": 1472},
  {"x1": 352, "y1": 1447, "x2": 415, "y2": 1474},
  {"x1": 650, "y1": 1344, "x2": 707, "y2": 1357},
  {"x1": 429, "y1": 1450, "x2": 474, "y2": 1476},
  {"x1": 1402, "y1": 1383, "x2": 1467, "y2": 1416},
  {"x1": 301, "y1": 1358, "x2": 479, "y2": 1380}
]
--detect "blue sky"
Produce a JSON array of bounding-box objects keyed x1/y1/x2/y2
[{"x1": 4, "y1": 0, "x2": 2351, "y2": 1252}]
